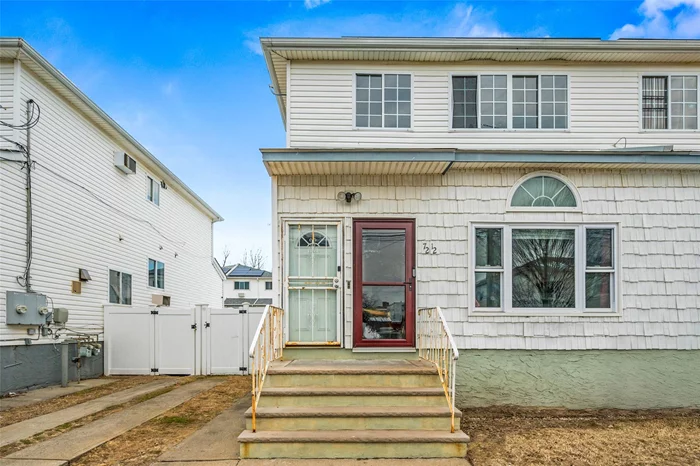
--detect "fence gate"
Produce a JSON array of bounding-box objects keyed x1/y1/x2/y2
[{"x1": 105, "y1": 305, "x2": 264, "y2": 376}]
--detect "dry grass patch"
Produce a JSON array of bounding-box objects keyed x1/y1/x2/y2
[
  {"x1": 0, "y1": 377, "x2": 196, "y2": 458},
  {"x1": 462, "y1": 406, "x2": 700, "y2": 466},
  {"x1": 71, "y1": 375, "x2": 250, "y2": 466},
  {"x1": 0, "y1": 376, "x2": 167, "y2": 428}
]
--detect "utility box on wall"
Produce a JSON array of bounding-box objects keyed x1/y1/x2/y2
[{"x1": 5, "y1": 291, "x2": 49, "y2": 326}]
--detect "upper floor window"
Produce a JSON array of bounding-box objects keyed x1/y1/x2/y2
[
  {"x1": 234, "y1": 281, "x2": 250, "y2": 290},
  {"x1": 148, "y1": 259, "x2": 165, "y2": 289},
  {"x1": 642, "y1": 75, "x2": 698, "y2": 130},
  {"x1": 265, "y1": 281, "x2": 273, "y2": 290},
  {"x1": 451, "y1": 74, "x2": 568, "y2": 130},
  {"x1": 356, "y1": 74, "x2": 411, "y2": 129},
  {"x1": 147, "y1": 176, "x2": 160, "y2": 205}
]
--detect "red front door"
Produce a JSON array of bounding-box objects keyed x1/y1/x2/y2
[{"x1": 353, "y1": 219, "x2": 415, "y2": 347}]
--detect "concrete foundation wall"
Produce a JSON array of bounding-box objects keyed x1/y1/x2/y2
[
  {"x1": 456, "y1": 349, "x2": 700, "y2": 409},
  {"x1": 1, "y1": 342, "x2": 104, "y2": 394}
]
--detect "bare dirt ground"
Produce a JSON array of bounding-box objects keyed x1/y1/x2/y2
[
  {"x1": 462, "y1": 406, "x2": 700, "y2": 466},
  {"x1": 0, "y1": 376, "x2": 168, "y2": 427},
  {"x1": 71, "y1": 375, "x2": 250, "y2": 466}
]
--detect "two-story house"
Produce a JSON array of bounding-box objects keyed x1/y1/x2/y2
[
  {"x1": 222, "y1": 264, "x2": 273, "y2": 309},
  {"x1": 238, "y1": 38, "x2": 700, "y2": 460},
  {"x1": 0, "y1": 39, "x2": 224, "y2": 393}
]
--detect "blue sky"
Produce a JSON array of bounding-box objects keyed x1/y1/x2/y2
[{"x1": 1, "y1": 0, "x2": 699, "y2": 269}]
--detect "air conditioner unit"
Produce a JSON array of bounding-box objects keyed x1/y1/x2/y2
[
  {"x1": 238, "y1": 292, "x2": 245, "y2": 298},
  {"x1": 152, "y1": 294, "x2": 171, "y2": 306},
  {"x1": 113, "y1": 150, "x2": 136, "y2": 174}
]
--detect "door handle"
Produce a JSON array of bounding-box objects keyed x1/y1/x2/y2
[{"x1": 404, "y1": 281, "x2": 413, "y2": 291}]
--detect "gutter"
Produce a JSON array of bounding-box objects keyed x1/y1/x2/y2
[{"x1": 1, "y1": 38, "x2": 223, "y2": 222}]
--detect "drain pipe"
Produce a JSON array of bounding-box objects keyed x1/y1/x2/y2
[{"x1": 61, "y1": 341, "x2": 69, "y2": 387}]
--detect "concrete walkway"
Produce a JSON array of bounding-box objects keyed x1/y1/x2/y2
[
  {"x1": 156, "y1": 395, "x2": 250, "y2": 464},
  {"x1": 0, "y1": 379, "x2": 113, "y2": 412},
  {"x1": 0, "y1": 378, "x2": 178, "y2": 448},
  {"x1": 4, "y1": 378, "x2": 222, "y2": 463}
]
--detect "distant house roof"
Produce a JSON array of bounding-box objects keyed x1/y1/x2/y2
[
  {"x1": 224, "y1": 298, "x2": 273, "y2": 307},
  {"x1": 224, "y1": 264, "x2": 272, "y2": 278}
]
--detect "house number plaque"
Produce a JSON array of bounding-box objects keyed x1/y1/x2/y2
[{"x1": 422, "y1": 242, "x2": 437, "y2": 255}]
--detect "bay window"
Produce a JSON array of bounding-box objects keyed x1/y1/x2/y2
[{"x1": 472, "y1": 224, "x2": 617, "y2": 313}]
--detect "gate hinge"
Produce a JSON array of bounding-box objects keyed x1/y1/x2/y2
[
  {"x1": 239, "y1": 309, "x2": 247, "y2": 314},
  {"x1": 205, "y1": 322, "x2": 210, "y2": 328},
  {"x1": 151, "y1": 368, "x2": 158, "y2": 373},
  {"x1": 151, "y1": 310, "x2": 159, "y2": 315},
  {"x1": 239, "y1": 366, "x2": 247, "y2": 372},
  {"x1": 191, "y1": 323, "x2": 197, "y2": 330}
]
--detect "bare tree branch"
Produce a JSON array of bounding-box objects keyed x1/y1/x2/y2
[{"x1": 241, "y1": 248, "x2": 266, "y2": 270}]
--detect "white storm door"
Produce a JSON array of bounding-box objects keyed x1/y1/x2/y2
[{"x1": 285, "y1": 222, "x2": 342, "y2": 345}]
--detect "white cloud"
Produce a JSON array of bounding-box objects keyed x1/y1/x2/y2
[
  {"x1": 304, "y1": 0, "x2": 331, "y2": 10},
  {"x1": 244, "y1": 3, "x2": 510, "y2": 55},
  {"x1": 611, "y1": 0, "x2": 700, "y2": 39}
]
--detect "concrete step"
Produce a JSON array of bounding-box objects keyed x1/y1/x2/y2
[
  {"x1": 246, "y1": 406, "x2": 460, "y2": 431},
  {"x1": 266, "y1": 359, "x2": 439, "y2": 388},
  {"x1": 258, "y1": 387, "x2": 447, "y2": 407},
  {"x1": 238, "y1": 429, "x2": 469, "y2": 459}
]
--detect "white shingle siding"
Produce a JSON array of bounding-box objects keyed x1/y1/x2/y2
[
  {"x1": 276, "y1": 169, "x2": 700, "y2": 350},
  {"x1": 288, "y1": 62, "x2": 700, "y2": 150},
  {"x1": 0, "y1": 60, "x2": 222, "y2": 342}
]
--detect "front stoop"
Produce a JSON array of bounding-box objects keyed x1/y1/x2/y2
[{"x1": 237, "y1": 359, "x2": 469, "y2": 459}]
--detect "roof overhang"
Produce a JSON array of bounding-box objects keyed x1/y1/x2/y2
[
  {"x1": 0, "y1": 38, "x2": 223, "y2": 222},
  {"x1": 261, "y1": 37, "x2": 700, "y2": 123},
  {"x1": 262, "y1": 147, "x2": 700, "y2": 176}
]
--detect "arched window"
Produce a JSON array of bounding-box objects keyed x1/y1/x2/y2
[
  {"x1": 510, "y1": 174, "x2": 578, "y2": 208},
  {"x1": 297, "y1": 231, "x2": 330, "y2": 247}
]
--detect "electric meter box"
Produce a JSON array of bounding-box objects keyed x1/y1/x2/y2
[{"x1": 5, "y1": 291, "x2": 48, "y2": 325}]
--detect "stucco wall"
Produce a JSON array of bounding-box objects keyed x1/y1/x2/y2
[
  {"x1": 1, "y1": 342, "x2": 104, "y2": 394},
  {"x1": 456, "y1": 350, "x2": 700, "y2": 409}
]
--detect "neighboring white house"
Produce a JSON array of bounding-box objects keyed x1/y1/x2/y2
[
  {"x1": 260, "y1": 37, "x2": 700, "y2": 409},
  {"x1": 0, "y1": 39, "x2": 224, "y2": 393},
  {"x1": 222, "y1": 264, "x2": 273, "y2": 308}
]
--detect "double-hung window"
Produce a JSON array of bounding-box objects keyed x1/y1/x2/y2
[
  {"x1": 265, "y1": 281, "x2": 273, "y2": 290},
  {"x1": 642, "y1": 75, "x2": 698, "y2": 130},
  {"x1": 234, "y1": 281, "x2": 250, "y2": 290},
  {"x1": 109, "y1": 270, "x2": 132, "y2": 304},
  {"x1": 147, "y1": 176, "x2": 160, "y2": 205},
  {"x1": 451, "y1": 74, "x2": 568, "y2": 130},
  {"x1": 472, "y1": 225, "x2": 617, "y2": 313},
  {"x1": 355, "y1": 73, "x2": 411, "y2": 128},
  {"x1": 148, "y1": 259, "x2": 165, "y2": 289}
]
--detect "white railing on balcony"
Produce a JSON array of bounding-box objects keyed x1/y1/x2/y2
[
  {"x1": 417, "y1": 306, "x2": 459, "y2": 433},
  {"x1": 249, "y1": 304, "x2": 284, "y2": 432}
]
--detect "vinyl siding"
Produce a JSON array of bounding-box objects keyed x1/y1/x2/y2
[
  {"x1": 275, "y1": 169, "x2": 700, "y2": 350},
  {"x1": 223, "y1": 277, "x2": 274, "y2": 301},
  {"x1": 0, "y1": 60, "x2": 222, "y2": 343},
  {"x1": 288, "y1": 62, "x2": 700, "y2": 150}
]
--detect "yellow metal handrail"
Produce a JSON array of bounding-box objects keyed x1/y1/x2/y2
[
  {"x1": 249, "y1": 304, "x2": 284, "y2": 432},
  {"x1": 417, "y1": 307, "x2": 459, "y2": 433}
]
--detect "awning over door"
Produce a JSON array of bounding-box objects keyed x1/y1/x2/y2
[{"x1": 262, "y1": 147, "x2": 700, "y2": 176}]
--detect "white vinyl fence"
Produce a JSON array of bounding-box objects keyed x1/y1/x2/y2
[{"x1": 104, "y1": 305, "x2": 261, "y2": 376}]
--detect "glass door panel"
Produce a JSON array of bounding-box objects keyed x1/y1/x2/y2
[
  {"x1": 286, "y1": 224, "x2": 340, "y2": 344},
  {"x1": 354, "y1": 220, "x2": 415, "y2": 347}
]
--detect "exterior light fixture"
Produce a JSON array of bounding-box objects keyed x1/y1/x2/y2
[{"x1": 337, "y1": 191, "x2": 362, "y2": 203}]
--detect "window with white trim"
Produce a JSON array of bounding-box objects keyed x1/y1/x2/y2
[
  {"x1": 472, "y1": 225, "x2": 617, "y2": 313},
  {"x1": 356, "y1": 74, "x2": 411, "y2": 128},
  {"x1": 147, "y1": 176, "x2": 160, "y2": 205},
  {"x1": 451, "y1": 74, "x2": 568, "y2": 129},
  {"x1": 642, "y1": 75, "x2": 698, "y2": 130},
  {"x1": 234, "y1": 281, "x2": 250, "y2": 290},
  {"x1": 265, "y1": 281, "x2": 273, "y2": 290},
  {"x1": 109, "y1": 269, "x2": 132, "y2": 304},
  {"x1": 510, "y1": 175, "x2": 577, "y2": 208},
  {"x1": 148, "y1": 259, "x2": 165, "y2": 289}
]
